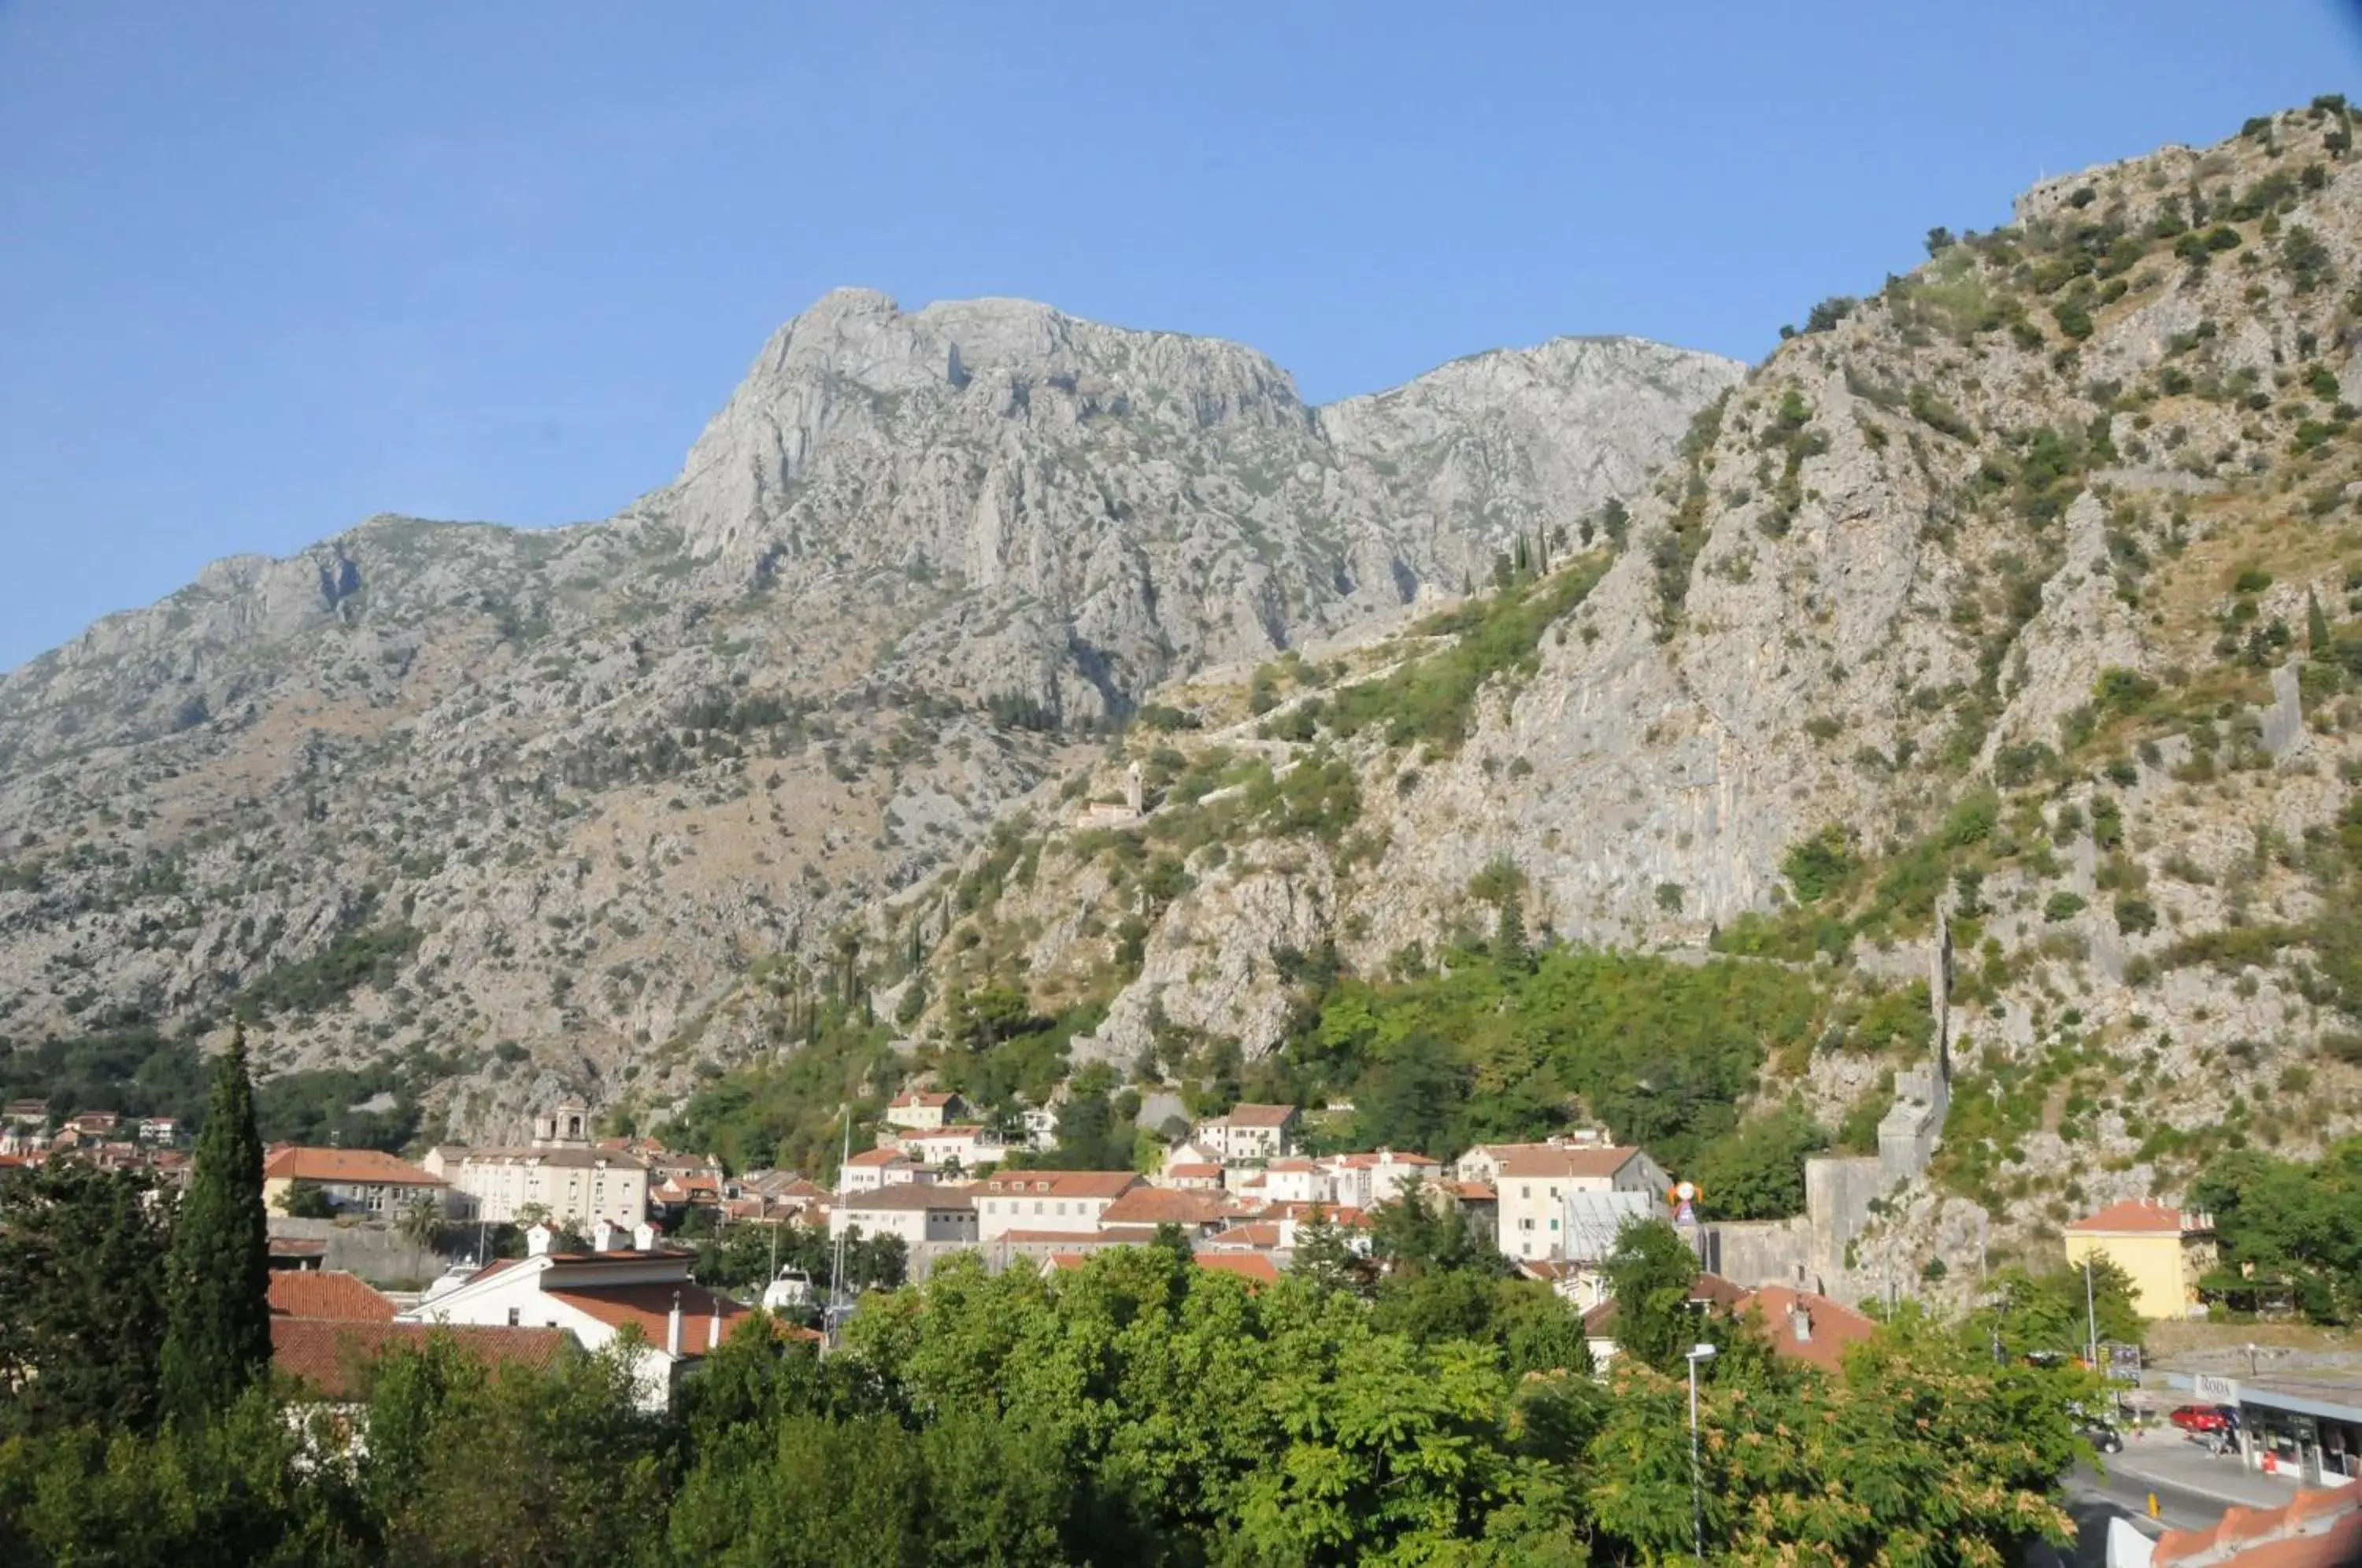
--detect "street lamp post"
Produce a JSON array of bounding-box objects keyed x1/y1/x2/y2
[
  {"x1": 2083, "y1": 1256, "x2": 2099, "y2": 1368},
  {"x1": 1687, "y1": 1343, "x2": 1719, "y2": 1562}
]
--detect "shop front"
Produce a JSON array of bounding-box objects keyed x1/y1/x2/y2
[{"x1": 2231, "y1": 1374, "x2": 2362, "y2": 1487}]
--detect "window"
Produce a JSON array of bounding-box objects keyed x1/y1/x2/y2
[
  {"x1": 1549, "y1": 1218, "x2": 1560, "y2": 1230},
  {"x1": 1521, "y1": 1185, "x2": 1531, "y2": 1199},
  {"x1": 1549, "y1": 1186, "x2": 1560, "y2": 1200},
  {"x1": 1034, "y1": 1201, "x2": 1043, "y2": 1215},
  {"x1": 1056, "y1": 1202, "x2": 1067, "y2": 1216},
  {"x1": 506, "y1": 1307, "x2": 520, "y2": 1326}
]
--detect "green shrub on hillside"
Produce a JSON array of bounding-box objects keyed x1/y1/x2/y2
[
  {"x1": 1275, "y1": 945, "x2": 1863, "y2": 1173},
  {"x1": 1324, "y1": 554, "x2": 1609, "y2": 751},
  {"x1": 238, "y1": 923, "x2": 421, "y2": 1017},
  {"x1": 1780, "y1": 827, "x2": 1857, "y2": 905}
]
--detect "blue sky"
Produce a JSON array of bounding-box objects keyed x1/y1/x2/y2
[{"x1": 2, "y1": 2, "x2": 2356, "y2": 671}]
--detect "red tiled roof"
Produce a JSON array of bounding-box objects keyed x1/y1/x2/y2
[
  {"x1": 542, "y1": 1282, "x2": 753, "y2": 1357},
  {"x1": 845, "y1": 1147, "x2": 913, "y2": 1167},
  {"x1": 1583, "y1": 1276, "x2": 1866, "y2": 1370},
  {"x1": 1494, "y1": 1146, "x2": 1642, "y2": 1180},
  {"x1": 1205, "y1": 1222, "x2": 1284, "y2": 1250},
  {"x1": 263, "y1": 1147, "x2": 445, "y2": 1188},
  {"x1": 1101, "y1": 1188, "x2": 1238, "y2": 1227},
  {"x1": 1213, "y1": 1104, "x2": 1297, "y2": 1128},
  {"x1": 979, "y1": 1170, "x2": 1140, "y2": 1200},
  {"x1": 1256, "y1": 1202, "x2": 1369, "y2": 1227},
  {"x1": 998, "y1": 1226, "x2": 1164, "y2": 1247},
  {"x1": 2153, "y1": 1488, "x2": 2362, "y2": 1568},
  {"x1": 1164, "y1": 1162, "x2": 1222, "y2": 1179},
  {"x1": 271, "y1": 1319, "x2": 570, "y2": 1400},
  {"x1": 1194, "y1": 1253, "x2": 1280, "y2": 1285},
  {"x1": 1749, "y1": 1285, "x2": 1877, "y2": 1371},
  {"x1": 1451, "y1": 1182, "x2": 1498, "y2": 1201},
  {"x1": 890, "y1": 1091, "x2": 957, "y2": 1108},
  {"x1": 2067, "y1": 1198, "x2": 2207, "y2": 1235},
  {"x1": 268, "y1": 1270, "x2": 396, "y2": 1322},
  {"x1": 841, "y1": 1184, "x2": 976, "y2": 1212}
]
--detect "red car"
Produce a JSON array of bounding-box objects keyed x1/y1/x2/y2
[{"x1": 2170, "y1": 1405, "x2": 2233, "y2": 1435}]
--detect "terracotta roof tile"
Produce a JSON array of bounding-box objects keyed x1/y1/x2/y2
[
  {"x1": 1748, "y1": 1284, "x2": 1878, "y2": 1371},
  {"x1": 998, "y1": 1226, "x2": 1164, "y2": 1247},
  {"x1": 1194, "y1": 1253, "x2": 1281, "y2": 1285},
  {"x1": 268, "y1": 1270, "x2": 397, "y2": 1322},
  {"x1": 271, "y1": 1319, "x2": 570, "y2": 1400},
  {"x1": 979, "y1": 1170, "x2": 1140, "y2": 1200},
  {"x1": 2153, "y1": 1490, "x2": 2362, "y2": 1568},
  {"x1": 1495, "y1": 1147, "x2": 1642, "y2": 1180},
  {"x1": 1101, "y1": 1188, "x2": 1238, "y2": 1227},
  {"x1": 1212, "y1": 1104, "x2": 1297, "y2": 1128},
  {"x1": 840, "y1": 1184, "x2": 976, "y2": 1212},
  {"x1": 2067, "y1": 1198, "x2": 2208, "y2": 1234},
  {"x1": 542, "y1": 1282, "x2": 752, "y2": 1356},
  {"x1": 263, "y1": 1147, "x2": 445, "y2": 1187}
]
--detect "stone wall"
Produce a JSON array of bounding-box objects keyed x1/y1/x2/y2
[
  {"x1": 1696, "y1": 1218, "x2": 1815, "y2": 1291},
  {"x1": 268, "y1": 1217, "x2": 446, "y2": 1288}
]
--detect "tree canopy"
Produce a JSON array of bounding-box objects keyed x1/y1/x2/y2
[{"x1": 159, "y1": 1030, "x2": 272, "y2": 1424}]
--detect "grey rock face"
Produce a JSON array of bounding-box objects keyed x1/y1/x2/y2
[
  {"x1": 948, "y1": 108, "x2": 2362, "y2": 1272},
  {"x1": 0, "y1": 292, "x2": 1735, "y2": 1133}
]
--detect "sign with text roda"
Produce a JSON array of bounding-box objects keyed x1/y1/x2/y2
[{"x1": 2194, "y1": 1374, "x2": 2241, "y2": 1404}]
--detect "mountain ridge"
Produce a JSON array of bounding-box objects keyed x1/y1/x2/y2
[{"x1": 0, "y1": 288, "x2": 1740, "y2": 1141}]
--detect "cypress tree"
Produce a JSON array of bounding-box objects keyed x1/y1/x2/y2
[
  {"x1": 2308, "y1": 589, "x2": 2333, "y2": 655},
  {"x1": 160, "y1": 1027, "x2": 272, "y2": 1422}
]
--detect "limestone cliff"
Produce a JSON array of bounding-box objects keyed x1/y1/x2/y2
[
  {"x1": 904, "y1": 102, "x2": 2362, "y2": 1281},
  {"x1": 0, "y1": 294, "x2": 1736, "y2": 1136}
]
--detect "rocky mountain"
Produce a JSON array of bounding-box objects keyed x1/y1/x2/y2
[
  {"x1": 0, "y1": 291, "x2": 1738, "y2": 1133},
  {"x1": 894, "y1": 100, "x2": 2362, "y2": 1282}
]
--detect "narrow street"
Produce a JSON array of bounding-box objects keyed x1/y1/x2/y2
[{"x1": 2028, "y1": 1434, "x2": 2310, "y2": 1568}]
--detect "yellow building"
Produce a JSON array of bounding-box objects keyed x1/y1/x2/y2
[{"x1": 2063, "y1": 1199, "x2": 2217, "y2": 1320}]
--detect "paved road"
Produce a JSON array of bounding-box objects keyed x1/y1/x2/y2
[{"x1": 2025, "y1": 1463, "x2": 2231, "y2": 1568}]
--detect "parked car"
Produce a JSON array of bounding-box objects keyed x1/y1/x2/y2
[
  {"x1": 2170, "y1": 1405, "x2": 2232, "y2": 1435},
  {"x1": 2080, "y1": 1421, "x2": 2125, "y2": 1454}
]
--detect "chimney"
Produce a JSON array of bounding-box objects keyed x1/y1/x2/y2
[
  {"x1": 592, "y1": 1218, "x2": 620, "y2": 1253},
  {"x1": 633, "y1": 1222, "x2": 657, "y2": 1252},
  {"x1": 1790, "y1": 1305, "x2": 1813, "y2": 1344},
  {"x1": 525, "y1": 1222, "x2": 554, "y2": 1257},
  {"x1": 667, "y1": 1291, "x2": 683, "y2": 1358},
  {"x1": 709, "y1": 1303, "x2": 722, "y2": 1352}
]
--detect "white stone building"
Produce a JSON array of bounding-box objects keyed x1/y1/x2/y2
[
  {"x1": 883, "y1": 1090, "x2": 965, "y2": 1132},
  {"x1": 972, "y1": 1170, "x2": 1140, "y2": 1241},
  {"x1": 894, "y1": 1124, "x2": 1004, "y2": 1172},
  {"x1": 829, "y1": 1184, "x2": 979, "y2": 1247},
  {"x1": 421, "y1": 1102, "x2": 650, "y2": 1232},
  {"x1": 400, "y1": 1219, "x2": 757, "y2": 1408},
  {"x1": 1478, "y1": 1142, "x2": 1668, "y2": 1263},
  {"x1": 1196, "y1": 1104, "x2": 1298, "y2": 1163},
  {"x1": 840, "y1": 1145, "x2": 931, "y2": 1193}
]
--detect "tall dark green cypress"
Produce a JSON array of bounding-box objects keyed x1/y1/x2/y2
[{"x1": 160, "y1": 1026, "x2": 272, "y2": 1422}]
